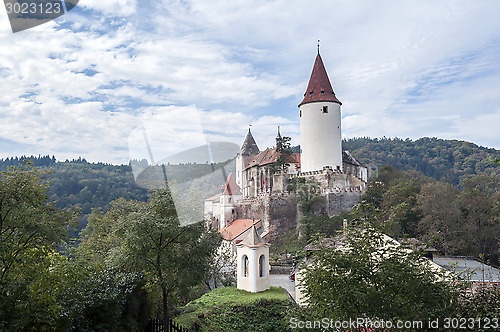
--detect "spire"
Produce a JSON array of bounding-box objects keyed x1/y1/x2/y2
[
  {"x1": 298, "y1": 51, "x2": 341, "y2": 107},
  {"x1": 242, "y1": 224, "x2": 265, "y2": 246},
  {"x1": 240, "y1": 128, "x2": 260, "y2": 156},
  {"x1": 275, "y1": 125, "x2": 282, "y2": 146}
]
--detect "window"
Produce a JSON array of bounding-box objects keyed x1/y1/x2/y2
[
  {"x1": 259, "y1": 254, "x2": 265, "y2": 277},
  {"x1": 228, "y1": 197, "x2": 232, "y2": 203},
  {"x1": 299, "y1": 110, "x2": 302, "y2": 117},
  {"x1": 243, "y1": 255, "x2": 249, "y2": 277},
  {"x1": 322, "y1": 106, "x2": 328, "y2": 113}
]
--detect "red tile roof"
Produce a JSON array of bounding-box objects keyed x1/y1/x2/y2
[
  {"x1": 245, "y1": 148, "x2": 300, "y2": 170},
  {"x1": 218, "y1": 219, "x2": 260, "y2": 241},
  {"x1": 299, "y1": 53, "x2": 341, "y2": 107},
  {"x1": 221, "y1": 173, "x2": 242, "y2": 195}
]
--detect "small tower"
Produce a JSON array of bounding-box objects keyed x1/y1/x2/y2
[
  {"x1": 275, "y1": 125, "x2": 282, "y2": 147},
  {"x1": 235, "y1": 128, "x2": 260, "y2": 196},
  {"x1": 219, "y1": 173, "x2": 242, "y2": 229},
  {"x1": 299, "y1": 50, "x2": 342, "y2": 173},
  {"x1": 236, "y1": 225, "x2": 270, "y2": 293}
]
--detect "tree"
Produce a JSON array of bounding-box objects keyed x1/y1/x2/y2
[
  {"x1": 458, "y1": 175, "x2": 500, "y2": 265},
  {"x1": 0, "y1": 164, "x2": 76, "y2": 330},
  {"x1": 417, "y1": 182, "x2": 463, "y2": 255},
  {"x1": 274, "y1": 135, "x2": 292, "y2": 172},
  {"x1": 300, "y1": 226, "x2": 460, "y2": 323},
  {"x1": 204, "y1": 245, "x2": 236, "y2": 290},
  {"x1": 292, "y1": 179, "x2": 327, "y2": 240},
  {"x1": 105, "y1": 190, "x2": 220, "y2": 326}
]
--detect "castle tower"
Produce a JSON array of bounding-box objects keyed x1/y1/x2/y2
[
  {"x1": 236, "y1": 225, "x2": 270, "y2": 293},
  {"x1": 235, "y1": 128, "x2": 260, "y2": 196},
  {"x1": 219, "y1": 173, "x2": 242, "y2": 229},
  {"x1": 299, "y1": 51, "x2": 342, "y2": 173}
]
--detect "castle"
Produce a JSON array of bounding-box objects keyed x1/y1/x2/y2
[{"x1": 205, "y1": 50, "x2": 368, "y2": 238}]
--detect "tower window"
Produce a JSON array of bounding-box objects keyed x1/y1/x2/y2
[
  {"x1": 259, "y1": 254, "x2": 266, "y2": 277},
  {"x1": 243, "y1": 255, "x2": 249, "y2": 277},
  {"x1": 322, "y1": 106, "x2": 328, "y2": 113},
  {"x1": 299, "y1": 110, "x2": 302, "y2": 117}
]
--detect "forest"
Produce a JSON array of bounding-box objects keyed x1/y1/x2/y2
[
  {"x1": 342, "y1": 137, "x2": 500, "y2": 185},
  {"x1": 1, "y1": 137, "x2": 497, "y2": 220},
  {"x1": 0, "y1": 136, "x2": 498, "y2": 330}
]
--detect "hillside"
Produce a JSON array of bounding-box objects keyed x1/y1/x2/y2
[
  {"x1": 342, "y1": 137, "x2": 499, "y2": 185},
  {"x1": 0, "y1": 137, "x2": 497, "y2": 222},
  {"x1": 175, "y1": 286, "x2": 292, "y2": 331}
]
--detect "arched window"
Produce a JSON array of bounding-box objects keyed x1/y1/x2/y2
[
  {"x1": 243, "y1": 255, "x2": 249, "y2": 277},
  {"x1": 259, "y1": 254, "x2": 265, "y2": 277}
]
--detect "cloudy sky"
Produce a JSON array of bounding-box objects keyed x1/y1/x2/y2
[{"x1": 0, "y1": 0, "x2": 499, "y2": 164}]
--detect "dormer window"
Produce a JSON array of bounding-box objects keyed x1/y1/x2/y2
[{"x1": 322, "y1": 106, "x2": 328, "y2": 113}]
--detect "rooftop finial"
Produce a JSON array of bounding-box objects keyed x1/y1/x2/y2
[
  {"x1": 317, "y1": 39, "x2": 320, "y2": 54},
  {"x1": 248, "y1": 124, "x2": 252, "y2": 132}
]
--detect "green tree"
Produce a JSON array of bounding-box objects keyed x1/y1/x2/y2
[
  {"x1": 300, "y1": 226, "x2": 460, "y2": 323},
  {"x1": 105, "y1": 190, "x2": 220, "y2": 326},
  {"x1": 458, "y1": 175, "x2": 500, "y2": 265},
  {"x1": 293, "y1": 179, "x2": 326, "y2": 240},
  {"x1": 0, "y1": 164, "x2": 75, "y2": 330},
  {"x1": 274, "y1": 135, "x2": 292, "y2": 172},
  {"x1": 416, "y1": 182, "x2": 463, "y2": 255}
]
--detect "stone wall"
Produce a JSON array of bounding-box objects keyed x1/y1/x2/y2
[
  {"x1": 237, "y1": 193, "x2": 297, "y2": 240},
  {"x1": 325, "y1": 190, "x2": 363, "y2": 217},
  {"x1": 236, "y1": 188, "x2": 363, "y2": 238}
]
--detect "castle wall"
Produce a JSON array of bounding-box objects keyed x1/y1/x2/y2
[
  {"x1": 325, "y1": 190, "x2": 363, "y2": 217},
  {"x1": 237, "y1": 194, "x2": 297, "y2": 240}
]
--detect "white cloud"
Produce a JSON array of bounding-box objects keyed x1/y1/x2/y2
[
  {"x1": 0, "y1": 0, "x2": 499, "y2": 163},
  {"x1": 80, "y1": 0, "x2": 137, "y2": 17}
]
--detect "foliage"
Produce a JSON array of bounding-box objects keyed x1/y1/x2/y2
[
  {"x1": 55, "y1": 262, "x2": 149, "y2": 331},
  {"x1": 176, "y1": 286, "x2": 292, "y2": 331},
  {"x1": 456, "y1": 284, "x2": 500, "y2": 328},
  {"x1": 274, "y1": 135, "x2": 293, "y2": 172},
  {"x1": 101, "y1": 190, "x2": 221, "y2": 323},
  {"x1": 270, "y1": 228, "x2": 307, "y2": 257},
  {"x1": 343, "y1": 137, "x2": 500, "y2": 185},
  {"x1": 346, "y1": 166, "x2": 500, "y2": 265},
  {"x1": 0, "y1": 164, "x2": 76, "y2": 330},
  {"x1": 300, "y1": 227, "x2": 461, "y2": 324},
  {"x1": 291, "y1": 178, "x2": 328, "y2": 240},
  {"x1": 204, "y1": 245, "x2": 237, "y2": 290}
]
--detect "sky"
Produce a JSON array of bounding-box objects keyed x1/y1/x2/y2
[{"x1": 0, "y1": 0, "x2": 499, "y2": 164}]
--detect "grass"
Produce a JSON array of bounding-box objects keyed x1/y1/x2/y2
[{"x1": 175, "y1": 286, "x2": 291, "y2": 330}]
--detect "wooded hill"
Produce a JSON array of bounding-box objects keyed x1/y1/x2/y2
[
  {"x1": 342, "y1": 137, "x2": 499, "y2": 185},
  {"x1": 0, "y1": 137, "x2": 497, "y2": 217}
]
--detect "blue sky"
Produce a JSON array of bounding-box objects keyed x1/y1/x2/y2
[{"x1": 0, "y1": 0, "x2": 499, "y2": 164}]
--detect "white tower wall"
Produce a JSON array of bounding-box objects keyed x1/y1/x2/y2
[
  {"x1": 300, "y1": 101, "x2": 342, "y2": 172},
  {"x1": 237, "y1": 245, "x2": 269, "y2": 293}
]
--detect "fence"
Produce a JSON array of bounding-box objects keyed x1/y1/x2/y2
[{"x1": 146, "y1": 318, "x2": 191, "y2": 332}]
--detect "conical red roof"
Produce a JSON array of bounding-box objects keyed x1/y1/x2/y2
[
  {"x1": 299, "y1": 53, "x2": 341, "y2": 107},
  {"x1": 221, "y1": 173, "x2": 242, "y2": 195}
]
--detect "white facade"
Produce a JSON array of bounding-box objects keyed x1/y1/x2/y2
[
  {"x1": 299, "y1": 101, "x2": 342, "y2": 173},
  {"x1": 219, "y1": 192, "x2": 242, "y2": 229},
  {"x1": 236, "y1": 226, "x2": 270, "y2": 293}
]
